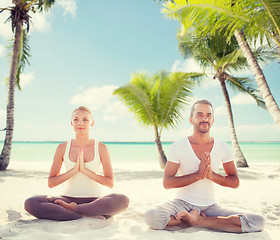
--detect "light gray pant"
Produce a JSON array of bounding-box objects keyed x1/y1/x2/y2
[{"x1": 144, "y1": 199, "x2": 265, "y2": 232}]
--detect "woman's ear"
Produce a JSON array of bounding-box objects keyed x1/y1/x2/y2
[{"x1": 91, "y1": 120, "x2": 94, "y2": 127}]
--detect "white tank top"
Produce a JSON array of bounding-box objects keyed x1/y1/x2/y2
[{"x1": 63, "y1": 140, "x2": 103, "y2": 198}]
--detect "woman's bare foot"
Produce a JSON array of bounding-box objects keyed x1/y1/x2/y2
[
  {"x1": 54, "y1": 200, "x2": 77, "y2": 211},
  {"x1": 54, "y1": 200, "x2": 106, "y2": 220},
  {"x1": 88, "y1": 215, "x2": 106, "y2": 220},
  {"x1": 176, "y1": 210, "x2": 202, "y2": 227}
]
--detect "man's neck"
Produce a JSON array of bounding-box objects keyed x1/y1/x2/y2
[{"x1": 188, "y1": 132, "x2": 213, "y2": 145}]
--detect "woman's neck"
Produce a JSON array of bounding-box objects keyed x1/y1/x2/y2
[{"x1": 73, "y1": 135, "x2": 92, "y2": 147}]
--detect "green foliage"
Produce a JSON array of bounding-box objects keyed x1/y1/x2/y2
[
  {"x1": 113, "y1": 71, "x2": 194, "y2": 136},
  {"x1": 226, "y1": 77, "x2": 266, "y2": 109},
  {"x1": 1, "y1": 0, "x2": 56, "y2": 89},
  {"x1": 177, "y1": 29, "x2": 275, "y2": 109},
  {"x1": 7, "y1": 29, "x2": 31, "y2": 90},
  {"x1": 163, "y1": 0, "x2": 280, "y2": 47}
]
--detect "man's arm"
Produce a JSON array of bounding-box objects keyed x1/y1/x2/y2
[
  {"x1": 207, "y1": 161, "x2": 239, "y2": 188},
  {"x1": 163, "y1": 155, "x2": 210, "y2": 189}
]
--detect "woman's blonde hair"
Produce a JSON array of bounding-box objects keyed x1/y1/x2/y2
[{"x1": 72, "y1": 106, "x2": 93, "y2": 120}]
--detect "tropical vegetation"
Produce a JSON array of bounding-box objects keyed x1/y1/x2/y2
[
  {"x1": 113, "y1": 71, "x2": 195, "y2": 168},
  {"x1": 0, "y1": 0, "x2": 56, "y2": 171},
  {"x1": 162, "y1": 0, "x2": 280, "y2": 128},
  {"x1": 178, "y1": 29, "x2": 277, "y2": 167}
]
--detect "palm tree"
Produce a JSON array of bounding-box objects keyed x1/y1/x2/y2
[
  {"x1": 113, "y1": 71, "x2": 194, "y2": 169},
  {"x1": 178, "y1": 30, "x2": 277, "y2": 167},
  {"x1": 162, "y1": 0, "x2": 280, "y2": 128},
  {"x1": 0, "y1": 0, "x2": 56, "y2": 171}
]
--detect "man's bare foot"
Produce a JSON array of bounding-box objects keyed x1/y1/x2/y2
[
  {"x1": 200, "y1": 211, "x2": 207, "y2": 217},
  {"x1": 167, "y1": 215, "x2": 183, "y2": 226},
  {"x1": 54, "y1": 200, "x2": 77, "y2": 211},
  {"x1": 176, "y1": 210, "x2": 202, "y2": 227}
]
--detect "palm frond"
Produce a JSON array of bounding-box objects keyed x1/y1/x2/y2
[
  {"x1": 158, "y1": 72, "x2": 193, "y2": 133},
  {"x1": 163, "y1": 0, "x2": 280, "y2": 47},
  {"x1": 7, "y1": 28, "x2": 31, "y2": 90},
  {"x1": 216, "y1": 48, "x2": 249, "y2": 73},
  {"x1": 114, "y1": 71, "x2": 195, "y2": 135},
  {"x1": 113, "y1": 74, "x2": 157, "y2": 128},
  {"x1": 26, "y1": 0, "x2": 56, "y2": 12},
  {"x1": 252, "y1": 45, "x2": 279, "y2": 64},
  {"x1": 261, "y1": 0, "x2": 280, "y2": 36},
  {"x1": 226, "y1": 76, "x2": 266, "y2": 109}
]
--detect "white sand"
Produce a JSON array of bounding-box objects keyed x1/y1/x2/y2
[{"x1": 0, "y1": 161, "x2": 279, "y2": 240}]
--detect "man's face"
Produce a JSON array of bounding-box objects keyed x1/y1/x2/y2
[{"x1": 190, "y1": 103, "x2": 214, "y2": 133}]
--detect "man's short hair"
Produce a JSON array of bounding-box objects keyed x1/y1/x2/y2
[{"x1": 190, "y1": 99, "x2": 213, "y2": 117}]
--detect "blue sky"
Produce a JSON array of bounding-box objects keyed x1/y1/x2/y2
[{"x1": 0, "y1": 0, "x2": 279, "y2": 142}]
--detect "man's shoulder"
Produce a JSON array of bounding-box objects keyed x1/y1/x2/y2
[
  {"x1": 214, "y1": 138, "x2": 229, "y2": 147},
  {"x1": 213, "y1": 138, "x2": 232, "y2": 156},
  {"x1": 171, "y1": 138, "x2": 188, "y2": 147}
]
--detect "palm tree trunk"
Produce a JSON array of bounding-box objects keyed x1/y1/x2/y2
[
  {"x1": 0, "y1": 22, "x2": 22, "y2": 170},
  {"x1": 219, "y1": 78, "x2": 249, "y2": 167},
  {"x1": 276, "y1": 34, "x2": 280, "y2": 60},
  {"x1": 154, "y1": 130, "x2": 167, "y2": 169},
  {"x1": 234, "y1": 30, "x2": 280, "y2": 127}
]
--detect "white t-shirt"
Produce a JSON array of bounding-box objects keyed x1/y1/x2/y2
[{"x1": 168, "y1": 137, "x2": 233, "y2": 206}]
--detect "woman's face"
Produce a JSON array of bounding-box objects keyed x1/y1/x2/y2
[{"x1": 71, "y1": 110, "x2": 94, "y2": 134}]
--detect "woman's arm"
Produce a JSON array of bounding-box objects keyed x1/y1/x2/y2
[
  {"x1": 80, "y1": 142, "x2": 114, "y2": 188},
  {"x1": 48, "y1": 142, "x2": 79, "y2": 188}
]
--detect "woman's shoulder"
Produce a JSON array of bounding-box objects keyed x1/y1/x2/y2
[
  {"x1": 96, "y1": 141, "x2": 108, "y2": 152},
  {"x1": 56, "y1": 141, "x2": 68, "y2": 153}
]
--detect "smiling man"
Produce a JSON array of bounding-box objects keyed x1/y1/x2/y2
[{"x1": 144, "y1": 99, "x2": 265, "y2": 233}]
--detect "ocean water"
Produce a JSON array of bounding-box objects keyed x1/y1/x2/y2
[{"x1": 5, "y1": 141, "x2": 280, "y2": 165}]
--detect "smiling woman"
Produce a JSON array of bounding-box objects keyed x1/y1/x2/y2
[{"x1": 24, "y1": 106, "x2": 129, "y2": 221}]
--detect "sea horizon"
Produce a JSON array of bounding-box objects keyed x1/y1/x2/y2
[
  {"x1": 2, "y1": 140, "x2": 279, "y2": 164},
  {"x1": 2, "y1": 140, "x2": 280, "y2": 144}
]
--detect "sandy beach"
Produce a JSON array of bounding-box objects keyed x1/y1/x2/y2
[{"x1": 0, "y1": 161, "x2": 279, "y2": 240}]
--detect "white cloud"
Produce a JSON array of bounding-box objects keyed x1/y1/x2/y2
[
  {"x1": 0, "y1": 44, "x2": 5, "y2": 57},
  {"x1": 70, "y1": 85, "x2": 138, "y2": 124},
  {"x1": 29, "y1": 11, "x2": 52, "y2": 33},
  {"x1": 70, "y1": 85, "x2": 118, "y2": 111},
  {"x1": 231, "y1": 93, "x2": 255, "y2": 105},
  {"x1": 0, "y1": 0, "x2": 13, "y2": 39},
  {"x1": 214, "y1": 105, "x2": 227, "y2": 116},
  {"x1": 0, "y1": 109, "x2": 6, "y2": 131},
  {"x1": 171, "y1": 58, "x2": 219, "y2": 89},
  {"x1": 0, "y1": 0, "x2": 77, "y2": 38},
  {"x1": 236, "y1": 123, "x2": 280, "y2": 141},
  {"x1": 20, "y1": 72, "x2": 34, "y2": 88},
  {"x1": 0, "y1": 109, "x2": 6, "y2": 120},
  {"x1": 103, "y1": 100, "x2": 130, "y2": 122},
  {"x1": 57, "y1": 0, "x2": 77, "y2": 18},
  {"x1": 0, "y1": 0, "x2": 11, "y2": 8},
  {"x1": 172, "y1": 58, "x2": 202, "y2": 73}
]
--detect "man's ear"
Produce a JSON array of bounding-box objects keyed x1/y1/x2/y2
[
  {"x1": 71, "y1": 121, "x2": 73, "y2": 126},
  {"x1": 91, "y1": 120, "x2": 94, "y2": 127},
  {"x1": 189, "y1": 117, "x2": 193, "y2": 125}
]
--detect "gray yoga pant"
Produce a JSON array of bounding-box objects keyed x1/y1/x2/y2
[
  {"x1": 25, "y1": 193, "x2": 129, "y2": 221},
  {"x1": 144, "y1": 199, "x2": 265, "y2": 232}
]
